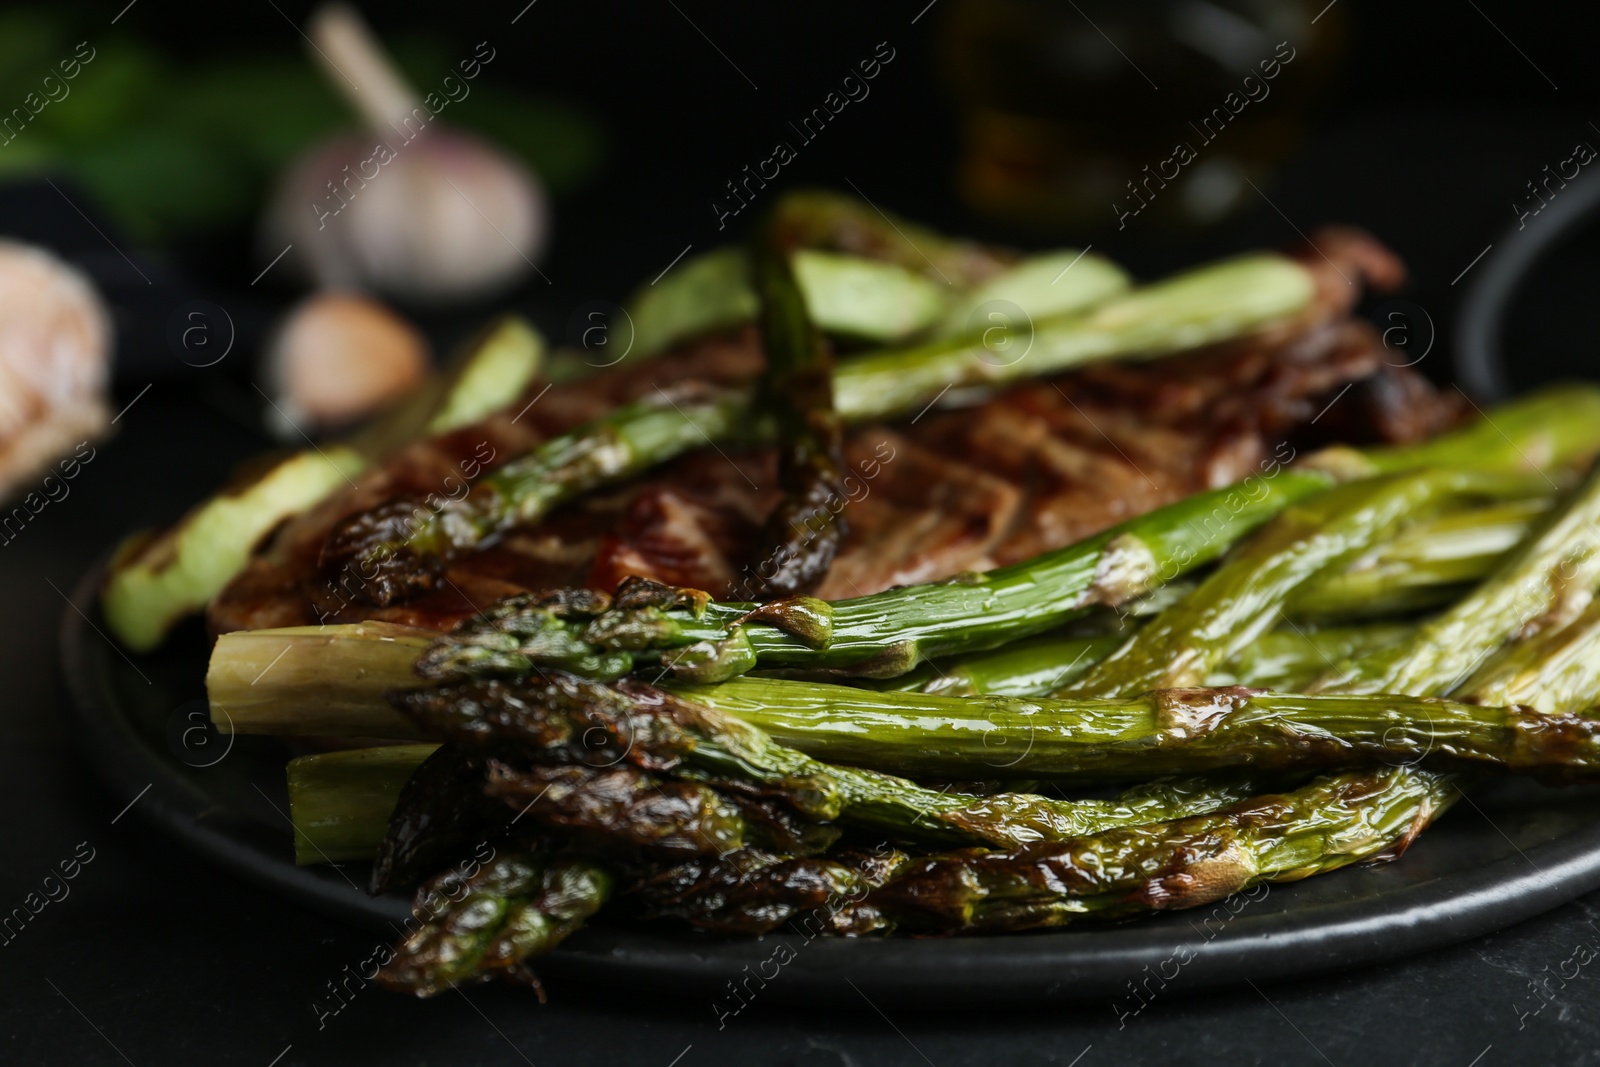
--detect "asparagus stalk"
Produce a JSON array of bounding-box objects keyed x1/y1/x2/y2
[
  {"x1": 673, "y1": 675, "x2": 1600, "y2": 781},
  {"x1": 626, "y1": 246, "x2": 952, "y2": 357},
  {"x1": 1319, "y1": 383, "x2": 1600, "y2": 480},
  {"x1": 875, "y1": 632, "x2": 1126, "y2": 697},
  {"x1": 322, "y1": 253, "x2": 1318, "y2": 603},
  {"x1": 387, "y1": 673, "x2": 1279, "y2": 849},
  {"x1": 869, "y1": 765, "x2": 1458, "y2": 933},
  {"x1": 286, "y1": 741, "x2": 1271, "y2": 862},
  {"x1": 1209, "y1": 623, "x2": 1415, "y2": 691},
  {"x1": 636, "y1": 766, "x2": 1458, "y2": 936},
  {"x1": 286, "y1": 744, "x2": 441, "y2": 864},
  {"x1": 224, "y1": 616, "x2": 1410, "y2": 737},
  {"x1": 886, "y1": 624, "x2": 1415, "y2": 698},
  {"x1": 377, "y1": 849, "x2": 612, "y2": 998},
  {"x1": 1317, "y1": 459, "x2": 1600, "y2": 697},
  {"x1": 933, "y1": 248, "x2": 1130, "y2": 338},
  {"x1": 751, "y1": 188, "x2": 1018, "y2": 288},
  {"x1": 1056, "y1": 469, "x2": 1541, "y2": 698},
  {"x1": 739, "y1": 210, "x2": 848, "y2": 598},
  {"x1": 834, "y1": 253, "x2": 1312, "y2": 421},
  {"x1": 411, "y1": 474, "x2": 1332, "y2": 685},
  {"x1": 317, "y1": 384, "x2": 752, "y2": 607},
  {"x1": 216, "y1": 468, "x2": 1325, "y2": 735},
  {"x1": 1288, "y1": 496, "x2": 1549, "y2": 622},
  {"x1": 102, "y1": 316, "x2": 544, "y2": 651},
  {"x1": 1457, "y1": 597, "x2": 1600, "y2": 711},
  {"x1": 209, "y1": 621, "x2": 434, "y2": 738}
]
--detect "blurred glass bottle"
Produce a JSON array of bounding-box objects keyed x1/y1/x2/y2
[{"x1": 937, "y1": 0, "x2": 1344, "y2": 230}]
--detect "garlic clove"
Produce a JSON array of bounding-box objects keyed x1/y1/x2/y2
[
  {"x1": 265, "y1": 291, "x2": 429, "y2": 433},
  {"x1": 261, "y1": 4, "x2": 548, "y2": 304},
  {"x1": 0, "y1": 240, "x2": 111, "y2": 501},
  {"x1": 267, "y1": 128, "x2": 547, "y2": 302}
]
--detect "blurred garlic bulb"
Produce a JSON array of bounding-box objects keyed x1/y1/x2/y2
[
  {"x1": 265, "y1": 291, "x2": 429, "y2": 433},
  {"x1": 263, "y1": 4, "x2": 547, "y2": 304},
  {"x1": 0, "y1": 241, "x2": 110, "y2": 499}
]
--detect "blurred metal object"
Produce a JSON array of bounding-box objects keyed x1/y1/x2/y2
[{"x1": 936, "y1": 0, "x2": 1344, "y2": 230}]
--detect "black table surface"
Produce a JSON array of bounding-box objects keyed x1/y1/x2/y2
[{"x1": 11, "y1": 5, "x2": 1600, "y2": 1059}]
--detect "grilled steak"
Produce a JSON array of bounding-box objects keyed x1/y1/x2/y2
[{"x1": 207, "y1": 228, "x2": 1466, "y2": 636}]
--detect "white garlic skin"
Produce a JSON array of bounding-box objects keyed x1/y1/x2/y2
[
  {"x1": 0, "y1": 240, "x2": 110, "y2": 498},
  {"x1": 265, "y1": 127, "x2": 548, "y2": 305}
]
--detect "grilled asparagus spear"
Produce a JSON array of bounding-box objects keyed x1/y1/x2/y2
[
  {"x1": 739, "y1": 206, "x2": 849, "y2": 598},
  {"x1": 377, "y1": 849, "x2": 611, "y2": 998},
  {"x1": 1055, "y1": 469, "x2": 1544, "y2": 698},
  {"x1": 321, "y1": 252, "x2": 1318, "y2": 604},
  {"x1": 386, "y1": 672, "x2": 1278, "y2": 849},
  {"x1": 632, "y1": 476, "x2": 1600, "y2": 939},
  {"x1": 102, "y1": 317, "x2": 545, "y2": 651}
]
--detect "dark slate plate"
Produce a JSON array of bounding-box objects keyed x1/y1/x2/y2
[{"x1": 59, "y1": 561, "x2": 1600, "y2": 1007}]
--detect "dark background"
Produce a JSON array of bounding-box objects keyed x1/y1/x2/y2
[{"x1": 9, "y1": 1, "x2": 1600, "y2": 1064}]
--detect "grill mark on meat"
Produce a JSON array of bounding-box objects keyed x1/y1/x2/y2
[{"x1": 208, "y1": 233, "x2": 1467, "y2": 637}]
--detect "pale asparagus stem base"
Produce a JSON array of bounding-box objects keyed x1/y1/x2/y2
[
  {"x1": 207, "y1": 622, "x2": 434, "y2": 738},
  {"x1": 287, "y1": 744, "x2": 439, "y2": 863}
]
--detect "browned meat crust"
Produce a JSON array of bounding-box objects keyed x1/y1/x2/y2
[{"x1": 208, "y1": 230, "x2": 1467, "y2": 636}]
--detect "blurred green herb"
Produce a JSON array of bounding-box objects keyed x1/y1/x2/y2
[{"x1": 0, "y1": 11, "x2": 604, "y2": 242}]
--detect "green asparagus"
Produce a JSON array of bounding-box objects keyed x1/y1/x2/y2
[
  {"x1": 738, "y1": 207, "x2": 849, "y2": 598},
  {"x1": 672, "y1": 675, "x2": 1600, "y2": 781},
  {"x1": 1056, "y1": 469, "x2": 1542, "y2": 698},
  {"x1": 388, "y1": 672, "x2": 1281, "y2": 849},
  {"x1": 1288, "y1": 496, "x2": 1550, "y2": 622},
  {"x1": 1316, "y1": 459, "x2": 1600, "y2": 696},
  {"x1": 322, "y1": 252, "x2": 1319, "y2": 603},
  {"x1": 103, "y1": 316, "x2": 545, "y2": 651},
  {"x1": 378, "y1": 850, "x2": 612, "y2": 998}
]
